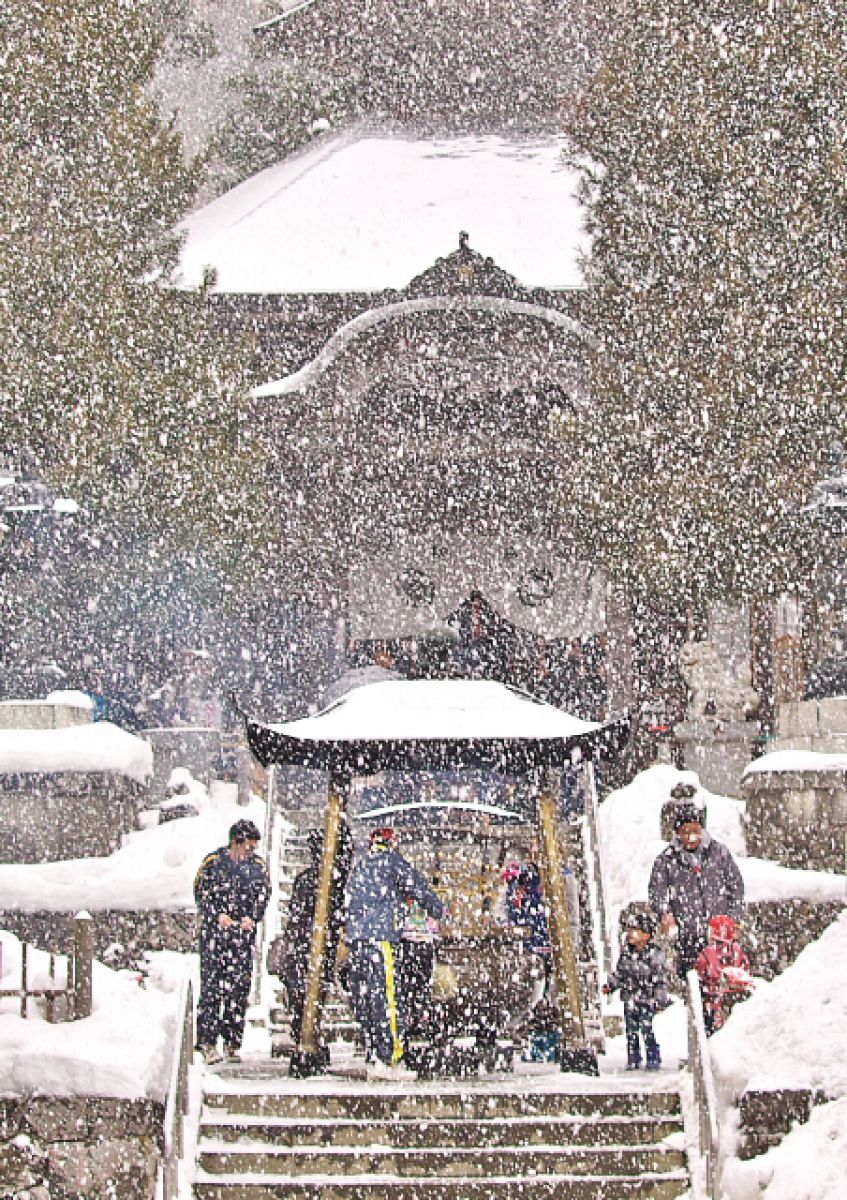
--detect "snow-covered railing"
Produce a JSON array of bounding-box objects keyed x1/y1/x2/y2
[
  {"x1": 158, "y1": 976, "x2": 194, "y2": 1200},
  {"x1": 583, "y1": 763, "x2": 613, "y2": 976},
  {"x1": 250, "y1": 764, "x2": 279, "y2": 1007},
  {"x1": 686, "y1": 968, "x2": 721, "y2": 1200},
  {"x1": 0, "y1": 911, "x2": 93, "y2": 1021}
]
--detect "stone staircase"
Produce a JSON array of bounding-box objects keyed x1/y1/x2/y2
[{"x1": 192, "y1": 1078, "x2": 690, "y2": 1198}]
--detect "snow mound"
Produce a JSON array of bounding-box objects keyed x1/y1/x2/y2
[{"x1": 711, "y1": 908, "x2": 847, "y2": 1100}]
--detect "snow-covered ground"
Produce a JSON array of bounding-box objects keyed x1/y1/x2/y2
[{"x1": 2, "y1": 759, "x2": 846, "y2": 1194}]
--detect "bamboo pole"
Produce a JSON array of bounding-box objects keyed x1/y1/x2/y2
[
  {"x1": 535, "y1": 770, "x2": 586, "y2": 1047},
  {"x1": 295, "y1": 768, "x2": 347, "y2": 1072}
]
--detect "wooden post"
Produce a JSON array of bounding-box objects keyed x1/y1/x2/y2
[
  {"x1": 535, "y1": 769, "x2": 597, "y2": 1074},
  {"x1": 291, "y1": 768, "x2": 347, "y2": 1076},
  {"x1": 72, "y1": 911, "x2": 94, "y2": 1020},
  {"x1": 20, "y1": 942, "x2": 28, "y2": 1018}
]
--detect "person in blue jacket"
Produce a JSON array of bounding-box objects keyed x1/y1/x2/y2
[
  {"x1": 194, "y1": 818, "x2": 270, "y2": 1065},
  {"x1": 345, "y1": 826, "x2": 444, "y2": 1079}
]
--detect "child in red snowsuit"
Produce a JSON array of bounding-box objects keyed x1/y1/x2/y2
[{"x1": 694, "y1": 914, "x2": 753, "y2": 1034}]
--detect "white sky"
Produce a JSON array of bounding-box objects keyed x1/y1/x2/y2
[{"x1": 177, "y1": 132, "x2": 588, "y2": 293}]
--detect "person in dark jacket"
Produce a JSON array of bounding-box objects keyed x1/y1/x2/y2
[
  {"x1": 648, "y1": 801, "x2": 745, "y2": 979},
  {"x1": 345, "y1": 826, "x2": 444, "y2": 1079},
  {"x1": 194, "y1": 819, "x2": 270, "y2": 1065},
  {"x1": 278, "y1": 824, "x2": 353, "y2": 1043},
  {"x1": 603, "y1": 909, "x2": 669, "y2": 1070}
]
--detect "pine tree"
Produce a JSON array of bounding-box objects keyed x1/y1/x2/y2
[
  {"x1": 561, "y1": 0, "x2": 847, "y2": 608},
  {"x1": 0, "y1": 0, "x2": 247, "y2": 545}
]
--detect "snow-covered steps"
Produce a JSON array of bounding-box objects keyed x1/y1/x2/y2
[{"x1": 193, "y1": 1080, "x2": 689, "y2": 1199}]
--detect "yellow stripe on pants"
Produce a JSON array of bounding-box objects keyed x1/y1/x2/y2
[{"x1": 381, "y1": 940, "x2": 404, "y2": 1065}]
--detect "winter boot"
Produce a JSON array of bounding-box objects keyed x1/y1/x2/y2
[
  {"x1": 625, "y1": 1057, "x2": 642, "y2": 1071},
  {"x1": 645, "y1": 1046, "x2": 662, "y2": 1071},
  {"x1": 200, "y1": 1044, "x2": 223, "y2": 1066}
]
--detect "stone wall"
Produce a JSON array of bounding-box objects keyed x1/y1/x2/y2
[
  {"x1": 742, "y1": 766, "x2": 847, "y2": 873},
  {"x1": 745, "y1": 899, "x2": 845, "y2": 980},
  {"x1": 0, "y1": 773, "x2": 149, "y2": 863},
  {"x1": 738, "y1": 1088, "x2": 829, "y2": 1160},
  {"x1": 0, "y1": 1096, "x2": 162, "y2": 1200},
  {"x1": 776, "y1": 697, "x2": 847, "y2": 753},
  {"x1": 141, "y1": 727, "x2": 222, "y2": 802}
]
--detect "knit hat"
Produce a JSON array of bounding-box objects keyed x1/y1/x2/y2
[
  {"x1": 708, "y1": 914, "x2": 739, "y2": 942},
  {"x1": 369, "y1": 826, "x2": 396, "y2": 849},
  {"x1": 501, "y1": 861, "x2": 521, "y2": 882},
  {"x1": 622, "y1": 908, "x2": 657, "y2": 936},
  {"x1": 673, "y1": 802, "x2": 705, "y2": 832}
]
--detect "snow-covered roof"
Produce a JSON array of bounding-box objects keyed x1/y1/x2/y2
[
  {"x1": 270, "y1": 679, "x2": 598, "y2": 743},
  {"x1": 177, "y1": 131, "x2": 587, "y2": 293},
  {"x1": 246, "y1": 679, "x2": 623, "y2": 774},
  {"x1": 0, "y1": 722, "x2": 153, "y2": 783}
]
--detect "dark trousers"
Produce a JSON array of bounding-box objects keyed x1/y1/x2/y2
[
  {"x1": 624, "y1": 1001, "x2": 660, "y2": 1065},
  {"x1": 196, "y1": 928, "x2": 254, "y2": 1049},
  {"x1": 348, "y1": 940, "x2": 404, "y2": 1065},
  {"x1": 395, "y1": 940, "x2": 435, "y2": 1037},
  {"x1": 676, "y1": 934, "x2": 707, "y2": 980}
]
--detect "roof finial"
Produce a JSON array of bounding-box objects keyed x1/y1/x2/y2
[{"x1": 459, "y1": 230, "x2": 469, "y2": 250}]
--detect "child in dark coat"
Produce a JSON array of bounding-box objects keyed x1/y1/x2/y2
[
  {"x1": 603, "y1": 909, "x2": 669, "y2": 1070},
  {"x1": 694, "y1": 914, "x2": 754, "y2": 1035}
]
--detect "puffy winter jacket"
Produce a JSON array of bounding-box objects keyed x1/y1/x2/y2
[
  {"x1": 648, "y1": 833, "x2": 744, "y2": 951},
  {"x1": 607, "y1": 941, "x2": 669, "y2": 1009},
  {"x1": 345, "y1": 847, "x2": 444, "y2": 943},
  {"x1": 194, "y1": 847, "x2": 270, "y2": 934}
]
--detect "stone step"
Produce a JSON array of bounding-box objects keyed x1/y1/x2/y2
[
  {"x1": 203, "y1": 1088, "x2": 681, "y2": 1122},
  {"x1": 200, "y1": 1113, "x2": 684, "y2": 1149},
  {"x1": 198, "y1": 1143, "x2": 687, "y2": 1179},
  {"x1": 193, "y1": 1172, "x2": 689, "y2": 1199}
]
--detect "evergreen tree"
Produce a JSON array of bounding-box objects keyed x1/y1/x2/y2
[
  {"x1": 561, "y1": 0, "x2": 847, "y2": 608},
  {"x1": 212, "y1": 0, "x2": 598, "y2": 186},
  {"x1": 0, "y1": 0, "x2": 247, "y2": 544}
]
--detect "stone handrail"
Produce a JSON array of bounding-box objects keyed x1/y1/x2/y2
[
  {"x1": 158, "y1": 976, "x2": 194, "y2": 1200},
  {"x1": 686, "y1": 968, "x2": 721, "y2": 1200}
]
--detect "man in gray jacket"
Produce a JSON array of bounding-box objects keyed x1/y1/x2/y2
[
  {"x1": 345, "y1": 826, "x2": 444, "y2": 1079},
  {"x1": 648, "y1": 801, "x2": 744, "y2": 979}
]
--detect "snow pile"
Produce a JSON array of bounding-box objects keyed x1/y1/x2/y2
[
  {"x1": 711, "y1": 909, "x2": 847, "y2": 1100},
  {"x1": 0, "y1": 721, "x2": 152, "y2": 783},
  {"x1": 0, "y1": 791, "x2": 266, "y2": 912},
  {"x1": 723, "y1": 1095, "x2": 847, "y2": 1200},
  {"x1": 744, "y1": 748, "x2": 847, "y2": 776},
  {"x1": 44, "y1": 689, "x2": 95, "y2": 710},
  {"x1": 715, "y1": 911, "x2": 847, "y2": 1200},
  {"x1": 0, "y1": 931, "x2": 175, "y2": 1100}
]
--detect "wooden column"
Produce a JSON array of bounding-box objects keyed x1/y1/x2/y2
[
  {"x1": 292, "y1": 767, "x2": 348, "y2": 1076},
  {"x1": 535, "y1": 769, "x2": 597, "y2": 1073}
]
